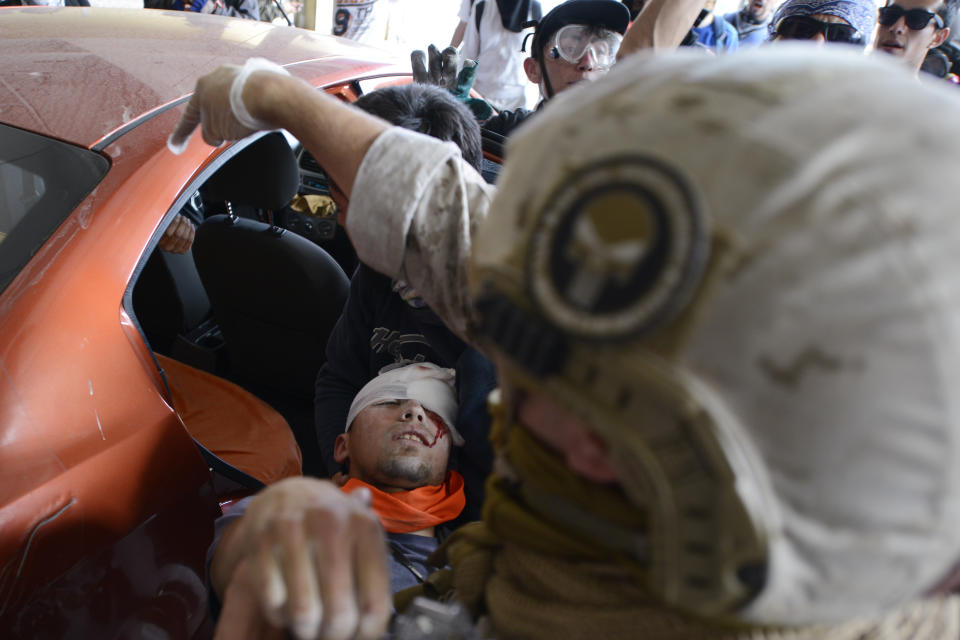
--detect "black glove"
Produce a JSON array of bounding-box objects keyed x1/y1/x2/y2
[{"x1": 411, "y1": 44, "x2": 493, "y2": 120}]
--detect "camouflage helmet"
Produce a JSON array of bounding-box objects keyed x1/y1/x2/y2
[{"x1": 468, "y1": 46, "x2": 960, "y2": 626}]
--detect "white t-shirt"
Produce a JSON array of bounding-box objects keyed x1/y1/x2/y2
[
  {"x1": 333, "y1": 0, "x2": 388, "y2": 44},
  {"x1": 459, "y1": 0, "x2": 535, "y2": 111}
]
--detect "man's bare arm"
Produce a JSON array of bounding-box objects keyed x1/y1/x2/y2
[
  {"x1": 450, "y1": 19, "x2": 467, "y2": 47},
  {"x1": 618, "y1": 0, "x2": 704, "y2": 58}
]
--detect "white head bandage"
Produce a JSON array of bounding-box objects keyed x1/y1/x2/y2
[{"x1": 345, "y1": 363, "x2": 463, "y2": 446}]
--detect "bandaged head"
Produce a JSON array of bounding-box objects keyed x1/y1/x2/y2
[
  {"x1": 346, "y1": 362, "x2": 463, "y2": 446},
  {"x1": 468, "y1": 46, "x2": 960, "y2": 627}
]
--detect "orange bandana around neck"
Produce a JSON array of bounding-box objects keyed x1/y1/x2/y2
[{"x1": 341, "y1": 471, "x2": 466, "y2": 534}]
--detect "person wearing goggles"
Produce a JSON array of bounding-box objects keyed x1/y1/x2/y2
[
  {"x1": 873, "y1": 0, "x2": 955, "y2": 74},
  {"x1": 768, "y1": 0, "x2": 876, "y2": 47},
  {"x1": 546, "y1": 23, "x2": 623, "y2": 69},
  {"x1": 522, "y1": 0, "x2": 629, "y2": 100},
  {"x1": 479, "y1": 0, "x2": 630, "y2": 141}
]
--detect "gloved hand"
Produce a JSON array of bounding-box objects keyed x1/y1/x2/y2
[
  {"x1": 168, "y1": 57, "x2": 290, "y2": 155},
  {"x1": 411, "y1": 44, "x2": 478, "y2": 101},
  {"x1": 411, "y1": 44, "x2": 493, "y2": 120}
]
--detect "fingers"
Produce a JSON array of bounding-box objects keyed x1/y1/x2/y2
[
  {"x1": 350, "y1": 502, "x2": 392, "y2": 640},
  {"x1": 158, "y1": 214, "x2": 196, "y2": 254},
  {"x1": 440, "y1": 46, "x2": 459, "y2": 90},
  {"x1": 169, "y1": 61, "x2": 285, "y2": 156},
  {"x1": 456, "y1": 59, "x2": 478, "y2": 94},
  {"x1": 280, "y1": 522, "x2": 324, "y2": 640},
  {"x1": 428, "y1": 43, "x2": 443, "y2": 85},
  {"x1": 312, "y1": 509, "x2": 359, "y2": 640},
  {"x1": 411, "y1": 49, "x2": 428, "y2": 84},
  {"x1": 253, "y1": 532, "x2": 289, "y2": 628},
  {"x1": 167, "y1": 95, "x2": 202, "y2": 155},
  {"x1": 222, "y1": 479, "x2": 391, "y2": 640},
  {"x1": 214, "y1": 563, "x2": 288, "y2": 640}
]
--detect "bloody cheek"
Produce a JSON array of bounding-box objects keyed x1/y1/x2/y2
[{"x1": 425, "y1": 423, "x2": 447, "y2": 448}]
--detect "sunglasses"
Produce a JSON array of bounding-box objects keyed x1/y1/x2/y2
[
  {"x1": 775, "y1": 16, "x2": 863, "y2": 44},
  {"x1": 878, "y1": 4, "x2": 945, "y2": 30}
]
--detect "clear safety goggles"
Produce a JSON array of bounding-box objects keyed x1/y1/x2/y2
[{"x1": 548, "y1": 24, "x2": 623, "y2": 69}]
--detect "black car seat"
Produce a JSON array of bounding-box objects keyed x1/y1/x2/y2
[
  {"x1": 193, "y1": 133, "x2": 350, "y2": 475},
  {"x1": 133, "y1": 245, "x2": 212, "y2": 356}
]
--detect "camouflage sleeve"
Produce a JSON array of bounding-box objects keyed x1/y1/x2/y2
[{"x1": 347, "y1": 127, "x2": 497, "y2": 342}]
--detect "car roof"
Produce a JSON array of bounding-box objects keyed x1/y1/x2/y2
[{"x1": 0, "y1": 6, "x2": 407, "y2": 148}]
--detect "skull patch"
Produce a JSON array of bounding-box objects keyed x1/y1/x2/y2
[{"x1": 526, "y1": 155, "x2": 709, "y2": 340}]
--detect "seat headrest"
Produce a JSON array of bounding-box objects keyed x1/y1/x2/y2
[{"x1": 201, "y1": 132, "x2": 299, "y2": 209}]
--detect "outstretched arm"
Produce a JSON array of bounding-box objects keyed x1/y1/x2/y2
[
  {"x1": 618, "y1": 0, "x2": 703, "y2": 58},
  {"x1": 168, "y1": 60, "x2": 388, "y2": 199},
  {"x1": 171, "y1": 60, "x2": 496, "y2": 341},
  {"x1": 210, "y1": 478, "x2": 391, "y2": 640}
]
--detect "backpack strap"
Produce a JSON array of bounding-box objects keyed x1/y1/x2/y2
[{"x1": 474, "y1": 0, "x2": 485, "y2": 32}]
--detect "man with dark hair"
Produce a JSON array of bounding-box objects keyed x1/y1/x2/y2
[
  {"x1": 314, "y1": 83, "x2": 495, "y2": 525},
  {"x1": 351, "y1": 84, "x2": 483, "y2": 171},
  {"x1": 874, "y1": 0, "x2": 955, "y2": 74},
  {"x1": 210, "y1": 363, "x2": 465, "y2": 640}
]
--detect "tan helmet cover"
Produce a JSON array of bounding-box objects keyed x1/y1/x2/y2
[{"x1": 469, "y1": 45, "x2": 960, "y2": 626}]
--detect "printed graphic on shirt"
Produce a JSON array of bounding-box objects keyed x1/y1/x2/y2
[
  {"x1": 392, "y1": 279, "x2": 428, "y2": 309},
  {"x1": 333, "y1": 0, "x2": 383, "y2": 42},
  {"x1": 370, "y1": 328, "x2": 431, "y2": 365}
]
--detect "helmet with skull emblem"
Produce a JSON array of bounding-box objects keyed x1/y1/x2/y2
[{"x1": 465, "y1": 45, "x2": 960, "y2": 632}]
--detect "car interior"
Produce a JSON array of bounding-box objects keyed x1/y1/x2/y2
[
  {"x1": 130, "y1": 130, "x2": 354, "y2": 480},
  {"x1": 128, "y1": 88, "x2": 507, "y2": 486}
]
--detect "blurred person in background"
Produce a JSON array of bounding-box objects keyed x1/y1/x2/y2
[
  {"x1": 874, "y1": 0, "x2": 957, "y2": 75},
  {"x1": 691, "y1": 0, "x2": 740, "y2": 52},
  {"x1": 333, "y1": 0, "x2": 388, "y2": 44},
  {"x1": 768, "y1": 0, "x2": 876, "y2": 47},
  {"x1": 725, "y1": 0, "x2": 782, "y2": 46},
  {"x1": 451, "y1": 0, "x2": 544, "y2": 111},
  {"x1": 144, "y1": 0, "x2": 259, "y2": 19}
]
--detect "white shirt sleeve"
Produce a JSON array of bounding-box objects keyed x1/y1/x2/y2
[
  {"x1": 459, "y1": 0, "x2": 480, "y2": 60},
  {"x1": 457, "y1": 0, "x2": 472, "y2": 22},
  {"x1": 347, "y1": 127, "x2": 497, "y2": 340}
]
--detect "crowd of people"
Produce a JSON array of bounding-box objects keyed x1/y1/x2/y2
[{"x1": 157, "y1": 0, "x2": 960, "y2": 638}]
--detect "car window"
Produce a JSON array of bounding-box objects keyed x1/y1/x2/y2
[{"x1": 0, "y1": 124, "x2": 110, "y2": 294}]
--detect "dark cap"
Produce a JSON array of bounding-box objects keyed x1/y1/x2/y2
[{"x1": 529, "y1": 0, "x2": 631, "y2": 59}]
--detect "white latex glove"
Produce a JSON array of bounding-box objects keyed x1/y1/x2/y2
[
  {"x1": 211, "y1": 478, "x2": 392, "y2": 640},
  {"x1": 168, "y1": 58, "x2": 290, "y2": 155}
]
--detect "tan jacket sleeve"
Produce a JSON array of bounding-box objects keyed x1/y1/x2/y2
[{"x1": 346, "y1": 127, "x2": 497, "y2": 341}]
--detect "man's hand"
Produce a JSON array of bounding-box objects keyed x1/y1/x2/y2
[
  {"x1": 211, "y1": 478, "x2": 392, "y2": 640},
  {"x1": 167, "y1": 58, "x2": 290, "y2": 154},
  {"x1": 158, "y1": 214, "x2": 196, "y2": 254}
]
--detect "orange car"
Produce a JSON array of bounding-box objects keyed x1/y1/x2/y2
[{"x1": 0, "y1": 7, "x2": 409, "y2": 637}]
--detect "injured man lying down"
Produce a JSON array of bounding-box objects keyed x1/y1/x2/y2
[{"x1": 206, "y1": 362, "x2": 466, "y2": 639}]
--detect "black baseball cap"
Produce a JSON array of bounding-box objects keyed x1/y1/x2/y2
[{"x1": 528, "y1": 0, "x2": 631, "y2": 59}]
